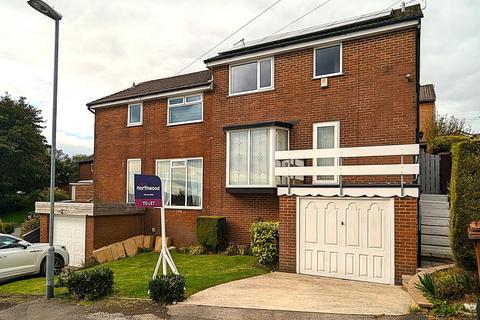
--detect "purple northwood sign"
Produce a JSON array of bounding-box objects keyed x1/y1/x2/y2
[{"x1": 134, "y1": 174, "x2": 162, "y2": 208}]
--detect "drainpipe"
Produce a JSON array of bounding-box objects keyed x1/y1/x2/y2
[{"x1": 415, "y1": 19, "x2": 422, "y2": 269}]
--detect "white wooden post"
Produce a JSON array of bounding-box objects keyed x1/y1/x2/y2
[{"x1": 152, "y1": 207, "x2": 178, "y2": 280}]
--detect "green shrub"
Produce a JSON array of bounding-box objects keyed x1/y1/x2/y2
[
  {"x1": 416, "y1": 273, "x2": 436, "y2": 299},
  {"x1": 20, "y1": 214, "x2": 40, "y2": 236},
  {"x1": 250, "y1": 221, "x2": 279, "y2": 270},
  {"x1": 148, "y1": 274, "x2": 185, "y2": 305},
  {"x1": 0, "y1": 220, "x2": 15, "y2": 234},
  {"x1": 57, "y1": 267, "x2": 114, "y2": 300},
  {"x1": 195, "y1": 216, "x2": 227, "y2": 252},
  {"x1": 432, "y1": 267, "x2": 479, "y2": 300},
  {"x1": 431, "y1": 135, "x2": 471, "y2": 154},
  {"x1": 223, "y1": 242, "x2": 251, "y2": 256},
  {"x1": 37, "y1": 187, "x2": 69, "y2": 202},
  {"x1": 449, "y1": 139, "x2": 480, "y2": 270}
]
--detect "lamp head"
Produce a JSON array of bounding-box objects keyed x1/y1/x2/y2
[{"x1": 28, "y1": 0, "x2": 62, "y2": 20}]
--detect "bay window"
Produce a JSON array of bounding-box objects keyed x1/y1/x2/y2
[
  {"x1": 156, "y1": 158, "x2": 202, "y2": 209},
  {"x1": 227, "y1": 126, "x2": 289, "y2": 187}
]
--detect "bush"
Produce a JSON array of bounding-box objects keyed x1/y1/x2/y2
[
  {"x1": 433, "y1": 267, "x2": 479, "y2": 301},
  {"x1": 250, "y1": 221, "x2": 279, "y2": 270},
  {"x1": 195, "y1": 216, "x2": 227, "y2": 252},
  {"x1": 0, "y1": 220, "x2": 15, "y2": 234},
  {"x1": 37, "y1": 187, "x2": 69, "y2": 202},
  {"x1": 431, "y1": 135, "x2": 471, "y2": 154},
  {"x1": 20, "y1": 214, "x2": 40, "y2": 236},
  {"x1": 57, "y1": 267, "x2": 114, "y2": 300},
  {"x1": 449, "y1": 139, "x2": 480, "y2": 270},
  {"x1": 148, "y1": 274, "x2": 185, "y2": 305},
  {"x1": 223, "y1": 242, "x2": 251, "y2": 256}
]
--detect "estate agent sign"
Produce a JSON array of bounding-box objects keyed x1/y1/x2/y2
[{"x1": 134, "y1": 174, "x2": 162, "y2": 208}]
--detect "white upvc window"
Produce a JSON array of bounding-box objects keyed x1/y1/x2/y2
[
  {"x1": 229, "y1": 57, "x2": 274, "y2": 95},
  {"x1": 155, "y1": 158, "x2": 203, "y2": 210},
  {"x1": 313, "y1": 121, "x2": 339, "y2": 184},
  {"x1": 226, "y1": 127, "x2": 289, "y2": 187},
  {"x1": 167, "y1": 94, "x2": 203, "y2": 126},
  {"x1": 127, "y1": 103, "x2": 143, "y2": 126},
  {"x1": 313, "y1": 43, "x2": 342, "y2": 78},
  {"x1": 126, "y1": 159, "x2": 141, "y2": 203}
]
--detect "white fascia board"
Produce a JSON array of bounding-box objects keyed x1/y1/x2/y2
[
  {"x1": 89, "y1": 84, "x2": 212, "y2": 109},
  {"x1": 206, "y1": 20, "x2": 419, "y2": 67}
]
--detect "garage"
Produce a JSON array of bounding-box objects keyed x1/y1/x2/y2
[
  {"x1": 53, "y1": 215, "x2": 86, "y2": 267},
  {"x1": 298, "y1": 197, "x2": 394, "y2": 284}
]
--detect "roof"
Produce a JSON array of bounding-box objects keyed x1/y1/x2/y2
[
  {"x1": 205, "y1": 5, "x2": 422, "y2": 64},
  {"x1": 77, "y1": 155, "x2": 94, "y2": 164},
  {"x1": 87, "y1": 70, "x2": 212, "y2": 107},
  {"x1": 419, "y1": 84, "x2": 436, "y2": 102}
]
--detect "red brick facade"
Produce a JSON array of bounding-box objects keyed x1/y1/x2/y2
[
  {"x1": 73, "y1": 184, "x2": 93, "y2": 202},
  {"x1": 89, "y1": 26, "x2": 420, "y2": 279}
]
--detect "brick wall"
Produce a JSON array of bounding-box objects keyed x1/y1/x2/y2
[
  {"x1": 279, "y1": 196, "x2": 297, "y2": 273},
  {"x1": 73, "y1": 184, "x2": 93, "y2": 202},
  {"x1": 93, "y1": 28, "x2": 418, "y2": 248},
  {"x1": 419, "y1": 101, "x2": 435, "y2": 141},
  {"x1": 79, "y1": 162, "x2": 93, "y2": 180}
]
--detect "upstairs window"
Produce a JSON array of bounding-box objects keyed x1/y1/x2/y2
[
  {"x1": 314, "y1": 44, "x2": 342, "y2": 78},
  {"x1": 167, "y1": 94, "x2": 203, "y2": 125},
  {"x1": 127, "y1": 103, "x2": 143, "y2": 126},
  {"x1": 230, "y1": 58, "x2": 273, "y2": 95},
  {"x1": 227, "y1": 126, "x2": 288, "y2": 187}
]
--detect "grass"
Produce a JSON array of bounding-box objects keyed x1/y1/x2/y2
[
  {"x1": 0, "y1": 252, "x2": 268, "y2": 298},
  {"x1": 0, "y1": 208, "x2": 32, "y2": 225}
]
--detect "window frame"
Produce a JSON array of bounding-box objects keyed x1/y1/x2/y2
[
  {"x1": 155, "y1": 157, "x2": 203, "y2": 210},
  {"x1": 225, "y1": 126, "x2": 289, "y2": 188},
  {"x1": 313, "y1": 43, "x2": 343, "y2": 79},
  {"x1": 166, "y1": 93, "x2": 204, "y2": 126},
  {"x1": 228, "y1": 57, "x2": 274, "y2": 96},
  {"x1": 312, "y1": 121, "x2": 340, "y2": 184},
  {"x1": 127, "y1": 103, "x2": 143, "y2": 127},
  {"x1": 126, "y1": 158, "x2": 142, "y2": 203}
]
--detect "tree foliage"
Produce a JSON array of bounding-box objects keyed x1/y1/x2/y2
[
  {"x1": 0, "y1": 93, "x2": 49, "y2": 198},
  {"x1": 425, "y1": 113, "x2": 473, "y2": 150},
  {"x1": 55, "y1": 150, "x2": 89, "y2": 184}
]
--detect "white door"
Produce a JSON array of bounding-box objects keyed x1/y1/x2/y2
[
  {"x1": 298, "y1": 197, "x2": 394, "y2": 284},
  {"x1": 54, "y1": 215, "x2": 86, "y2": 267}
]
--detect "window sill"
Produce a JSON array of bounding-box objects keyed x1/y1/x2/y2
[
  {"x1": 312, "y1": 72, "x2": 344, "y2": 79},
  {"x1": 226, "y1": 187, "x2": 277, "y2": 194},
  {"x1": 126, "y1": 123, "x2": 143, "y2": 127},
  {"x1": 228, "y1": 87, "x2": 275, "y2": 97},
  {"x1": 166, "y1": 120, "x2": 203, "y2": 127},
  {"x1": 164, "y1": 206, "x2": 203, "y2": 211}
]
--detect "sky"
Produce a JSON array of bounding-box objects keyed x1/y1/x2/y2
[{"x1": 1, "y1": 0, "x2": 479, "y2": 155}]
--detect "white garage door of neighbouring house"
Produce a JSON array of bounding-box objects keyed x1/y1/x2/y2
[
  {"x1": 53, "y1": 215, "x2": 86, "y2": 267},
  {"x1": 298, "y1": 197, "x2": 394, "y2": 284}
]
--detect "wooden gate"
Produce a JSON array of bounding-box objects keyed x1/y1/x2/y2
[
  {"x1": 420, "y1": 194, "x2": 451, "y2": 260},
  {"x1": 419, "y1": 150, "x2": 440, "y2": 194}
]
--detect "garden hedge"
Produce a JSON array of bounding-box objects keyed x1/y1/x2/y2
[
  {"x1": 195, "y1": 216, "x2": 227, "y2": 252},
  {"x1": 449, "y1": 139, "x2": 480, "y2": 270},
  {"x1": 250, "y1": 221, "x2": 279, "y2": 270},
  {"x1": 431, "y1": 135, "x2": 471, "y2": 154}
]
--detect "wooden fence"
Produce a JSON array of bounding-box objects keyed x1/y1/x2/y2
[
  {"x1": 420, "y1": 193, "x2": 451, "y2": 260},
  {"x1": 419, "y1": 150, "x2": 440, "y2": 194}
]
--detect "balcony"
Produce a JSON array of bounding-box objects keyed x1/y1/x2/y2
[{"x1": 274, "y1": 144, "x2": 420, "y2": 197}]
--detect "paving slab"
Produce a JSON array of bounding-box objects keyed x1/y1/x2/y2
[{"x1": 180, "y1": 272, "x2": 412, "y2": 316}]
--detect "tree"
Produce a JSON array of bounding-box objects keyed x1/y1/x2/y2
[
  {"x1": 424, "y1": 113, "x2": 473, "y2": 149},
  {"x1": 0, "y1": 93, "x2": 49, "y2": 200},
  {"x1": 55, "y1": 150, "x2": 89, "y2": 184}
]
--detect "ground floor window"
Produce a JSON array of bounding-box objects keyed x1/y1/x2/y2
[
  {"x1": 126, "y1": 159, "x2": 141, "y2": 203},
  {"x1": 155, "y1": 158, "x2": 202, "y2": 209},
  {"x1": 313, "y1": 121, "x2": 339, "y2": 184}
]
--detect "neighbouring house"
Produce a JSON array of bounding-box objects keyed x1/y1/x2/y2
[
  {"x1": 39, "y1": 4, "x2": 423, "y2": 284},
  {"x1": 419, "y1": 84, "x2": 436, "y2": 144},
  {"x1": 69, "y1": 155, "x2": 94, "y2": 202}
]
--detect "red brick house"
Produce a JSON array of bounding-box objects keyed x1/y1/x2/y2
[{"x1": 40, "y1": 5, "x2": 423, "y2": 283}]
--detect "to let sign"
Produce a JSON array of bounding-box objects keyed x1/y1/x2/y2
[{"x1": 134, "y1": 174, "x2": 162, "y2": 208}]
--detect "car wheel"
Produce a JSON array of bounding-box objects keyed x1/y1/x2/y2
[{"x1": 40, "y1": 256, "x2": 64, "y2": 276}]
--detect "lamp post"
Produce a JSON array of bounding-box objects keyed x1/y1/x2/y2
[{"x1": 27, "y1": 0, "x2": 62, "y2": 299}]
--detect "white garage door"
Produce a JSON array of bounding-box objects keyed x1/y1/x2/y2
[
  {"x1": 298, "y1": 197, "x2": 393, "y2": 284},
  {"x1": 53, "y1": 215, "x2": 86, "y2": 267}
]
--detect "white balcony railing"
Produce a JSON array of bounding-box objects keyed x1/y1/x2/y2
[{"x1": 275, "y1": 144, "x2": 419, "y2": 196}]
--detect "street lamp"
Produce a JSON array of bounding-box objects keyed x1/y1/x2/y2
[{"x1": 27, "y1": 0, "x2": 62, "y2": 299}]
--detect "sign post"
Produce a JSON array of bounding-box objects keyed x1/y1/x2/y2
[{"x1": 134, "y1": 174, "x2": 178, "y2": 279}]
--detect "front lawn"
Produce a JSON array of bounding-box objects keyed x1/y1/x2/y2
[
  {"x1": 0, "y1": 208, "x2": 31, "y2": 224},
  {"x1": 0, "y1": 252, "x2": 267, "y2": 298}
]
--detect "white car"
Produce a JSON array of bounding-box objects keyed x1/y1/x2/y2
[{"x1": 0, "y1": 234, "x2": 69, "y2": 282}]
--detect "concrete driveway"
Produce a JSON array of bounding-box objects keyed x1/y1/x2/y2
[{"x1": 176, "y1": 272, "x2": 413, "y2": 316}]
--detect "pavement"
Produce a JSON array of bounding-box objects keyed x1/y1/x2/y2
[{"x1": 175, "y1": 272, "x2": 413, "y2": 316}]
